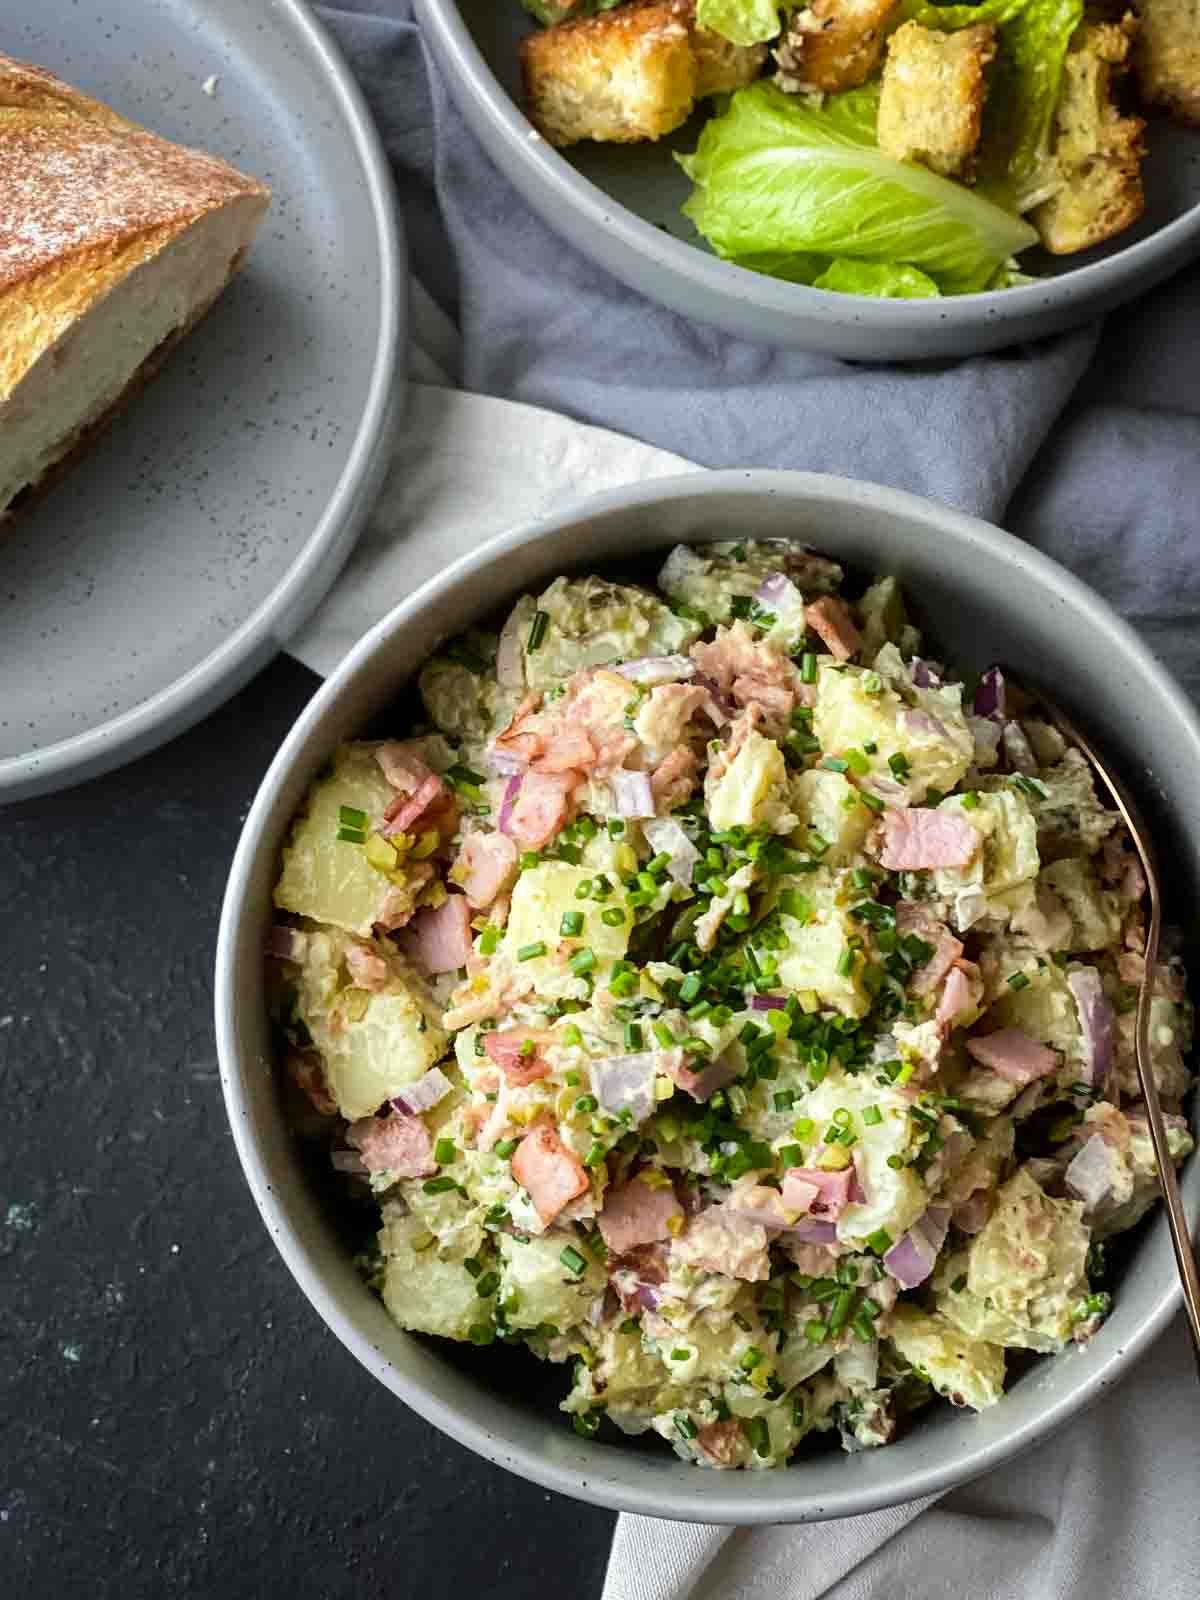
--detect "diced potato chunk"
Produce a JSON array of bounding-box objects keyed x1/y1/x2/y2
[
  {"x1": 274, "y1": 743, "x2": 401, "y2": 936},
  {"x1": 707, "y1": 728, "x2": 795, "y2": 832},
  {"x1": 937, "y1": 1170, "x2": 1090, "y2": 1352},
  {"x1": 498, "y1": 1233, "x2": 606, "y2": 1333},
  {"x1": 889, "y1": 1305, "x2": 1005, "y2": 1412},
  {"x1": 932, "y1": 789, "x2": 1040, "y2": 930},
  {"x1": 774, "y1": 875, "x2": 870, "y2": 1018},
  {"x1": 793, "y1": 768, "x2": 873, "y2": 865},
  {"x1": 1039, "y1": 857, "x2": 1122, "y2": 952},
  {"x1": 814, "y1": 664, "x2": 972, "y2": 805},
  {"x1": 296, "y1": 929, "x2": 449, "y2": 1120},
  {"x1": 523, "y1": 574, "x2": 698, "y2": 690},
  {"x1": 379, "y1": 1203, "x2": 490, "y2": 1341},
  {"x1": 802, "y1": 1070, "x2": 926, "y2": 1244},
  {"x1": 502, "y1": 860, "x2": 631, "y2": 996}
]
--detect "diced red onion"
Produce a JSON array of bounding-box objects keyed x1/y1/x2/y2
[
  {"x1": 615, "y1": 655, "x2": 696, "y2": 685},
  {"x1": 591, "y1": 1052, "x2": 661, "y2": 1126},
  {"x1": 497, "y1": 774, "x2": 522, "y2": 834},
  {"x1": 750, "y1": 995, "x2": 787, "y2": 1012},
  {"x1": 974, "y1": 666, "x2": 1005, "y2": 721},
  {"x1": 1067, "y1": 966, "x2": 1113, "y2": 1089},
  {"x1": 635, "y1": 1283, "x2": 660, "y2": 1311},
  {"x1": 755, "y1": 572, "x2": 802, "y2": 611},
  {"x1": 266, "y1": 926, "x2": 308, "y2": 963},
  {"x1": 1002, "y1": 721, "x2": 1037, "y2": 774},
  {"x1": 643, "y1": 817, "x2": 699, "y2": 888},
  {"x1": 331, "y1": 1150, "x2": 366, "y2": 1174},
  {"x1": 391, "y1": 1066, "x2": 453, "y2": 1116},
  {"x1": 791, "y1": 1219, "x2": 838, "y2": 1246},
  {"x1": 952, "y1": 1193, "x2": 991, "y2": 1234},
  {"x1": 848, "y1": 1169, "x2": 867, "y2": 1205},
  {"x1": 862, "y1": 775, "x2": 908, "y2": 806},
  {"x1": 883, "y1": 1206, "x2": 950, "y2": 1289},
  {"x1": 1065, "y1": 1134, "x2": 1118, "y2": 1210},
  {"x1": 694, "y1": 672, "x2": 732, "y2": 725},
  {"x1": 486, "y1": 746, "x2": 527, "y2": 777},
  {"x1": 609, "y1": 769, "x2": 656, "y2": 819},
  {"x1": 910, "y1": 658, "x2": 943, "y2": 689}
]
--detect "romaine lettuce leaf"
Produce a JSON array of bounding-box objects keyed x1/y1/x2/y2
[
  {"x1": 812, "y1": 259, "x2": 941, "y2": 297},
  {"x1": 906, "y1": 0, "x2": 1084, "y2": 209},
  {"x1": 679, "y1": 83, "x2": 1037, "y2": 294},
  {"x1": 696, "y1": 0, "x2": 783, "y2": 46}
]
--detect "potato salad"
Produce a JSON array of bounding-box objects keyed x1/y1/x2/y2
[{"x1": 268, "y1": 541, "x2": 1194, "y2": 1470}]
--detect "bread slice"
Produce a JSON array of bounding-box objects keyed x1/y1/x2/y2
[
  {"x1": 877, "y1": 21, "x2": 996, "y2": 181},
  {"x1": 521, "y1": 1, "x2": 765, "y2": 148},
  {"x1": 0, "y1": 53, "x2": 270, "y2": 518}
]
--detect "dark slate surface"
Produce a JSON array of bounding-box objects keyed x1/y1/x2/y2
[{"x1": 0, "y1": 654, "x2": 617, "y2": 1599}]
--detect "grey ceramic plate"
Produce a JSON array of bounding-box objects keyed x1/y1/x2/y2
[
  {"x1": 0, "y1": 0, "x2": 402, "y2": 803},
  {"x1": 418, "y1": 0, "x2": 1200, "y2": 359},
  {"x1": 217, "y1": 470, "x2": 1198, "y2": 1523}
]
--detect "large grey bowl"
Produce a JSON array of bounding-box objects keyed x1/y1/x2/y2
[
  {"x1": 216, "y1": 470, "x2": 1199, "y2": 1521},
  {"x1": 417, "y1": 0, "x2": 1200, "y2": 360}
]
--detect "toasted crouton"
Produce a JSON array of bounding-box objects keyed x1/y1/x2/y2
[
  {"x1": 774, "y1": 0, "x2": 901, "y2": 96},
  {"x1": 1033, "y1": 17, "x2": 1145, "y2": 254},
  {"x1": 876, "y1": 21, "x2": 996, "y2": 180},
  {"x1": 1132, "y1": 0, "x2": 1200, "y2": 124},
  {"x1": 521, "y1": 0, "x2": 766, "y2": 148}
]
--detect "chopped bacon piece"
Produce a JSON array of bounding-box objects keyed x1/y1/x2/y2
[
  {"x1": 452, "y1": 831, "x2": 519, "y2": 909},
  {"x1": 697, "y1": 1419, "x2": 743, "y2": 1466},
  {"x1": 896, "y1": 902, "x2": 962, "y2": 995},
  {"x1": 650, "y1": 746, "x2": 698, "y2": 812},
  {"x1": 376, "y1": 740, "x2": 434, "y2": 792},
  {"x1": 347, "y1": 1112, "x2": 434, "y2": 1177},
  {"x1": 876, "y1": 807, "x2": 979, "y2": 870},
  {"x1": 502, "y1": 769, "x2": 579, "y2": 851},
  {"x1": 384, "y1": 772, "x2": 446, "y2": 836},
  {"x1": 935, "y1": 961, "x2": 975, "y2": 1031},
  {"x1": 598, "y1": 1176, "x2": 682, "y2": 1256},
  {"x1": 966, "y1": 1027, "x2": 1059, "y2": 1085},
  {"x1": 344, "y1": 941, "x2": 391, "y2": 992},
  {"x1": 804, "y1": 595, "x2": 861, "y2": 662},
  {"x1": 401, "y1": 893, "x2": 473, "y2": 974},
  {"x1": 482, "y1": 1028, "x2": 551, "y2": 1086},
  {"x1": 782, "y1": 1166, "x2": 852, "y2": 1218},
  {"x1": 672, "y1": 1206, "x2": 770, "y2": 1281},
  {"x1": 510, "y1": 1121, "x2": 590, "y2": 1224},
  {"x1": 375, "y1": 864, "x2": 435, "y2": 931}
]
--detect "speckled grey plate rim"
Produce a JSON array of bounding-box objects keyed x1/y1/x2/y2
[
  {"x1": 416, "y1": 0, "x2": 1200, "y2": 357},
  {"x1": 0, "y1": 0, "x2": 404, "y2": 805},
  {"x1": 216, "y1": 468, "x2": 1199, "y2": 1524}
]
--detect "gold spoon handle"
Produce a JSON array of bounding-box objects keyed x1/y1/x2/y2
[{"x1": 1002, "y1": 675, "x2": 1200, "y2": 1369}]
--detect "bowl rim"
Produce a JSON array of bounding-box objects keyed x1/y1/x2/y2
[
  {"x1": 0, "y1": 0, "x2": 404, "y2": 803},
  {"x1": 216, "y1": 468, "x2": 1197, "y2": 1522},
  {"x1": 415, "y1": 0, "x2": 1200, "y2": 332}
]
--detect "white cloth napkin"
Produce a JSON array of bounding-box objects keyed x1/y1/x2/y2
[{"x1": 286, "y1": 297, "x2": 1200, "y2": 1600}]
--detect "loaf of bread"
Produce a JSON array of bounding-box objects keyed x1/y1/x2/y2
[{"x1": 0, "y1": 53, "x2": 270, "y2": 518}]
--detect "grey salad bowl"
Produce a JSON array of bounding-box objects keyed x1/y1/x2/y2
[
  {"x1": 216, "y1": 470, "x2": 1199, "y2": 1521},
  {"x1": 416, "y1": 0, "x2": 1200, "y2": 360}
]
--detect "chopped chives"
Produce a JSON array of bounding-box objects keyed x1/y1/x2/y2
[
  {"x1": 607, "y1": 819, "x2": 625, "y2": 838},
  {"x1": 608, "y1": 970, "x2": 636, "y2": 998},
  {"x1": 865, "y1": 1229, "x2": 893, "y2": 1255},
  {"x1": 568, "y1": 948, "x2": 596, "y2": 976},
  {"x1": 961, "y1": 791, "x2": 981, "y2": 811},
  {"x1": 494, "y1": 1138, "x2": 519, "y2": 1160},
  {"x1": 574, "y1": 879, "x2": 594, "y2": 899},
  {"x1": 679, "y1": 973, "x2": 703, "y2": 1003},
  {"x1": 804, "y1": 1319, "x2": 827, "y2": 1345},
  {"x1": 1007, "y1": 972, "x2": 1031, "y2": 991},
  {"x1": 836, "y1": 948, "x2": 855, "y2": 978},
  {"x1": 478, "y1": 926, "x2": 499, "y2": 956},
  {"x1": 561, "y1": 1024, "x2": 583, "y2": 1048},
  {"x1": 653, "y1": 1022, "x2": 677, "y2": 1049},
  {"x1": 800, "y1": 653, "x2": 817, "y2": 684},
  {"x1": 888, "y1": 753, "x2": 910, "y2": 781},
  {"x1": 778, "y1": 1143, "x2": 805, "y2": 1167},
  {"x1": 560, "y1": 1246, "x2": 587, "y2": 1276},
  {"x1": 338, "y1": 805, "x2": 367, "y2": 829},
  {"x1": 648, "y1": 853, "x2": 672, "y2": 876},
  {"x1": 675, "y1": 1414, "x2": 698, "y2": 1441},
  {"x1": 858, "y1": 790, "x2": 884, "y2": 813},
  {"x1": 773, "y1": 1090, "x2": 796, "y2": 1113},
  {"x1": 741, "y1": 1416, "x2": 770, "y2": 1458},
  {"x1": 574, "y1": 1094, "x2": 598, "y2": 1114},
  {"x1": 740, "y1": 1346, "x2": 763, "y2": 1372},
  {"x1": 601, "y1": 906, "x2": 626, "y2": 926},
  {"x1": 792, "y1": 1117, "x2": 815, "y2": 1139},
  {"x1": 335, "y1": 825, "x2": 366, "y2": 844},
  {"x1": 625, "y1": 1022, "x2": 644, "y2": 1050},
  {"x1": 560, "y1": 910, "x2": 585, "y2": 937},
  {"x1": 845, "y1": 749, "x2": 870, "y2": 776},
  {"x1": 468, "y1": 1322, "x2": 495, "y2": 1346},
  {"x1": 434, "y1": 1137, "x2": 456, "y2": 1164},
  {"x1": 822, "y1": 756, "x2": 849, "y2": 774},
  {"x1": 669, "y1": 1347, "x2": 691, "y2": 1362},
  {"x1": 422, "y1": 1176, "x2": 458, "y2": 1194},
  {"x1": 583, "y1": 1141, "x2": 607, "y2": 1168},
  {"x1": 526, "y1": 610, "x2": 550, "y2": 651},
  {"x1": 517, "y1": 941, "x2": 546, "y2": 961},
  {"x1": 862, "y1": 1104, "x2": 883, "y2": 1126},
  {"x1": 474, "y1": 1270, "x2": 500, "y2": 1298}
]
